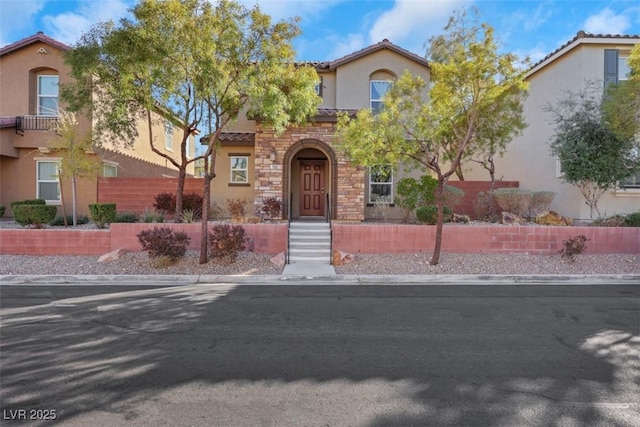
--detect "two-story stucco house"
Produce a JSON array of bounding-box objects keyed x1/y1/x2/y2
[
  {"x1": 210, "y1": 39, "x2": 430, "y2": 222},
  {"x1": 0, "y1": 32, "x2": 196, "y2": 217},
  {"x1": 463, "y1": 31, "x2": 640, "y2": 220}
]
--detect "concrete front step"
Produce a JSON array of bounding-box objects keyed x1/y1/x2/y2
[{"x1": 288, "y1": 221, "x2": 332, "y2": 265}]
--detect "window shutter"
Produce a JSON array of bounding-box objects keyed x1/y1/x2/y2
[{"x1": 604, "y1": 49, "x2": 619, "y2": 86}]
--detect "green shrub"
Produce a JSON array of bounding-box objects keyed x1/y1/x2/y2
[
  {"x1": 141, "y1": 208, "x2": 164, "y2": 223},
  {"x1": 559, "y1": 235, "x2": 588, "y2": 262},
  {"x1": 590, "y1": 214, "x2": 627, "y2": 227},
  {"x1": 473, "y1": 191, "x2": 499, "y2": 222},
  {"x1": 137, "y1": 226, "x2": 190, "y2": 260},
  {"x1": 49, "y1": 215, "x2": 90, "y2": 226},
  {"x1": 180, "y1": 209, "x2": 197, "y2": 223},
  {"x1": 395, "y1": 178, "x2": 421, "y2": 222},
  {"x1": 89, "y1": 203, "x2": 116, "y2": 228},
  {"x1": 13, "y1": 204, "x2": 57, "y2": 228},
  {"x1": 530, "y1": 191, "x2": 556, "y2": 218},
  {"x1": 114, "y1": 212, "x2": 139, "y2": 223},
  {"x1": 418, "y1": 175, "x2": 438, "y2": 206},
  {"x1": 10, "y1": 199, "x2": 46, "y2": 210},
  {"x1": 0, "y1": 205, "x2": 5, "y2": 217},
  {"x1": 209, "y1": 224, "x2": 246, "y2": 263},
  {"x1": 624, "y1": 212, "x2": 640, "y2": 227},
  {"x1": 416, "y1": 205, "x2": 453, "y2": 225},
  {"x1": 443, "y1": 185, "x2": 465, "y2": 210},
  {"x1": 492, "y1": 188, "x2": 533, "y2": 218}
]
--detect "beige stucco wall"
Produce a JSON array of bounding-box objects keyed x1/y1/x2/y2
[
  {"x1": 209, "y1": 145, "x2": 255, "y2": 217},
  {"x1": 463, "y1": 41, "x2": 640, "y2": 220},
  {"x1": 335, "y1": 49, "x2": 430, "y2": 109}
]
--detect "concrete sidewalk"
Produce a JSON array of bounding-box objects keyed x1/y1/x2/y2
[{"x1": 1, "y1": 273, "x2": 639, "y2": 285}]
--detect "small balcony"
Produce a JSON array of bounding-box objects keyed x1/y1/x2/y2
[{"x1": 16, "y1": 115, "x2": 58, "y2": 134}]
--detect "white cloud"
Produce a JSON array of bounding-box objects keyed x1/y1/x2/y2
[
  {"x1": 42, "y1": 0, "x2": 133, "y2": 46},
  {"x1": 0, "y1": 0, "x2": 47, "y2": 47},
  {"x1": 368, "y1": 0, "x2": 467, "y2": 50},
  {"x1": 239, "y1": 0, "x2": 345, "y2": 22},
  {"x1": 583, "y1": 7, "x2": 630, "y2": 34}
]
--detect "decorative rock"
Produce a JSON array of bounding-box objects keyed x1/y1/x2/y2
[
  {"x1": 333, "y1": 250, "x2": 355, "y2": 266},
  {"x1": 270, "y1": 251, "x2": 286, "y2": 267},
  {"x1": 501, "y1": 211, "x2": 526, "y2": 225},
  {"x1": 98, "y1": 248, "x2": 128, "y2": 263},
  {"x1": 535, "y1": 210, "x2": 573, "y2": 226}
]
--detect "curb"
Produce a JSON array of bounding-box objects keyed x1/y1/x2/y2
[{"x1": 2, "y1": 274, "x2": 639, "y2": 285}]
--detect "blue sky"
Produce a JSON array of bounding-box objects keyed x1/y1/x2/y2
[{"x1": 1, "y1": 0, "x2": 639, "y2": 64}]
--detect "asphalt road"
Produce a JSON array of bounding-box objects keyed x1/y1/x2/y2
[{"x1": 1, "y1": 283, "x2": 639, "y2": 426}]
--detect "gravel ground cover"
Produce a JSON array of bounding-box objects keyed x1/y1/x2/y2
[
  {"x1": 1, "y1": 251, "x2": 638, "y2": 276},
  {"x1": 1, "y1": 220, "x2": 638, "y2": 276}
]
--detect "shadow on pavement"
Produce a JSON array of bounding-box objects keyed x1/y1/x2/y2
[{"x1": 0, "y1": 284, "x2": 638, "y2": 426}]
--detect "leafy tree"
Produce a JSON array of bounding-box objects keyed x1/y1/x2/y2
[
  {"x1": 49, "y1": 108, "x2": 101, "y2": 226},
  {"x1": 195, "y1": 0, "x2": 319, "y2": 263},
  {"x1": 336, "y1": 10, "x2": 528, "y2": 265},
  {"x1": 602, "y1": 43, "x2": 640, "y2": 144},
  {"x1": 63, "y1": 0, "x2": 319, "y2": 263},
  {"x1": 548, "y1": 85, "x2": 639, "y2": 219}
]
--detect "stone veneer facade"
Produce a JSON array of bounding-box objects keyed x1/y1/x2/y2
[{"x1": 254, "y1": 122, "x2": 365, "y2": 221}]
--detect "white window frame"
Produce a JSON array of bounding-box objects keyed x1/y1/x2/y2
[
  {"x1": 230, "y1": 155, "x2": 249, "y2": 184},
  {"x1": 103, "y1": 161, "x2": 118, "y2": 177},
  {"x1": 315, "y1": 76, "x2": 323, "y2": 97},
  {"x1": 186, "y1": 135, "x2": 192, "y2": 159},
  {"x1": 555, "y1": 158, "x2": 564, "y2": 178},
  {"x1": 370, "y1": 80, "x2": 392, "y2": 113},
  {"x1": 368, "y1": 164, "x2": 393, "y2": 204},
  {"x1": 165, "y1": 121, "x2": 173, "y2": 151},
  {"x1": 618, "y1": 54, "x2": 630, "y2": 81},
  {"x1": 37, "y1": 75, "x2": 59, "y2": 116},
  {"x1": 35, "y1": 158, "x2": 61, "y2": 204}
]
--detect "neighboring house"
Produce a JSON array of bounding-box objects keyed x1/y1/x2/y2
[
  {"x1": 0, "y1": 32, "x2": 196, "y2": 217},
  {"x1": 211, "y1": 39, "x2": 431, "y2": 221},
  {"x1": 463, "y1": 31, "x2": 640, "y2": 220}
]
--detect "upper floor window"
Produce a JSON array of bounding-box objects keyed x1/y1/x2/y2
[
  {"x1": 618, "y1": 55, "x2": 630, "y2": 81},
  {"x1": 315, "y1": 77, "x2": 323, "y2": 97},
  {"x1": 368, "y1": 165, "x2": 393, "y2": 204},
  {"x1": 165, "y1": 121, "x2": 173, "y2": 151},
  {"x1": 38, "y1": 75, "x2": 58, "y2": 116},
  {"x1": 103, "y1": 161, "x2": 118, "y2": 177},
  {"x1": 230, "y1": 155, "x2": 248, "y2": 183},
  {"x1": 370, "y1": 80, "x2": 392, "y2": 114},
  {"x1": 621, "y1": 173, "x2": 640, "y2": 189},
  {"x1": 37, "y1": 160, "x2": 61, "y2": 203}
]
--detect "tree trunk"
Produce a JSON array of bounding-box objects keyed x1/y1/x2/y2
[
  {"x1": 71, "y1": 174, "x2": 77, "y2": 226},
  {"x1": 454, "y1": 165, "x2": 465, "y2": 181},
  {"x1": 58, "y1": 174, "x2": 67, "y2": 227},
  {"x1": 175, "y1": 167, "x2": 186, "y2": 222},
  {"x1": 430, "y1": 179, "x2": 446, "y2": 265},
  {"x1": 199, "y1": 150, "x2": 217, "y2": 264}
]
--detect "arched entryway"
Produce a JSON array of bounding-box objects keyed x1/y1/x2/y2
[{"x1": 283, "y1": 139, "x2": 337, "y2": 220}]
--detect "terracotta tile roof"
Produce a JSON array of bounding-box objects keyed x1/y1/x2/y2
[
  {"x1": 529, "y1": 31, "x2": 640, "y2": 75},
  {"x1": 316, "y1": 108, "x2": 359, "y2": 118},
  {"x1": 328, "y1": 39, "x2": 430, "y2": 70},
  {"x1": 295, "y1": 40, "x2": 429, "y2": 71},
  {"x1": 1, "y1": 31, "x2": 71, "y2": 56},
  {"x1": 218, "y1": 132, "x2": 255, "y2": 143}
]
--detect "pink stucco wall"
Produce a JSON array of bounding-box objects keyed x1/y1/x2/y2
[{"x1": 0, "y1": 223, "x2": 637, "y2": 256}]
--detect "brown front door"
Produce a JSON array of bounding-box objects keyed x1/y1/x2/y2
[{"x1": 300, "y1": 161, "x2": 325, "y2": 216}]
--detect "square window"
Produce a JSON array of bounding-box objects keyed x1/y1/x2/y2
[
  {"x1": 230, "y1": 156, "x2": 248, "y2": 183},
  {"x1": 103, "y1": 163, "x2": 118, "y2": 177}
]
